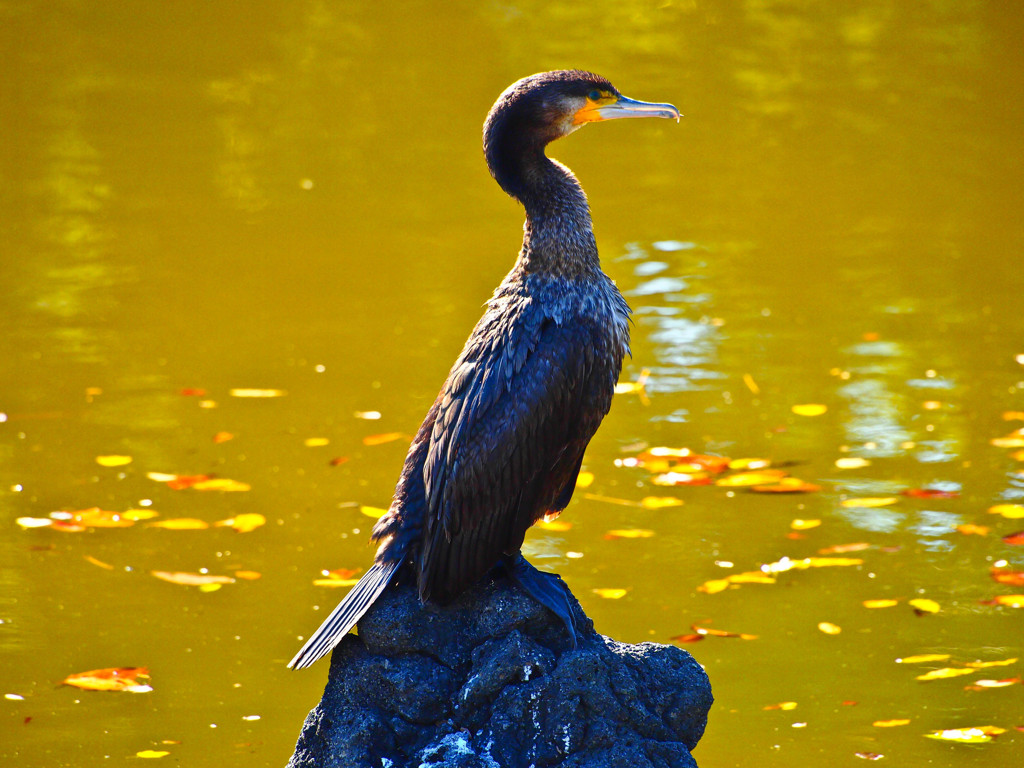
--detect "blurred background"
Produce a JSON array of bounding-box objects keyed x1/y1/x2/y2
[{"x1": 2, "y1": 1, "x2": 1023, "y2": 765}]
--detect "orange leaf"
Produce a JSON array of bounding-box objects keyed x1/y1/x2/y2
[
  {"x1": 63, "y1": 667, "x2": 152, "y2": 693},
  {"x1": 362, "y1": 432, "x2": 409, "y2": 446},
  {"x1": 763, "y1": 701, "x2": 798, "y2": 711},
  {"x1": 84, "y1": 555, "x2": 115, "y2": 570},
  {"x1": 651, "y1": 472, "x2": 712, "y2": 487},
  {"x1": 990, "y1": 569, "x2": 1024, "y2": 586},
  {"x1": 990, "y1": 595, "x2": 1024, "y2": 608},
  {"x1": 329, "y1": 456, "x2": 350, "y2": 466},
  {"x1": 151, "y1": 571, "x2": 235, "y2": 586},
  {"x1": 669, "y1": 633, "x2": 704, "y2": 643},
  {"x1": 902, "y1": 488, "x2": 960, "y2": 499},
  {"x1": 233, "y1": 570, "x2": 262, "y2": 580},
  {"x1": 1003, "y1": 530, "x2": 1024, "y2": 545},
  {"x1": 213, "y1": 431, "x2": 234, "y2": 443},
  {"x1": 716, "y1": 470, "x2": 788, "y2": 487},
  {"x1": 956, "y1": 523, "x2": 990, "y2": 536},
  {"x1": 692, "y1": 624, "x2": 758, "y2": 640},
  {"x1": 1003, "y1": 411, "x2": 1024, "y2": 421}
]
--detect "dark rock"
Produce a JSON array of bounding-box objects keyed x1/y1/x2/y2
[{"x1": 288, "y1": 574, "x2": 712, "y2": 768}]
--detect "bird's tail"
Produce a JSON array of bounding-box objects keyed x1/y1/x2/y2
[{"x1": 287, "y1": 559, "x2": 401, "y2": 670}]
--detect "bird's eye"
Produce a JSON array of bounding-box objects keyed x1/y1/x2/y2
[{"x1": 588, "y1": 89, "x2": 601, "y2": 101}]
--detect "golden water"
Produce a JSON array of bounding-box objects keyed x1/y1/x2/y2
[{"x1": 2, "y1": 2, "x2": 1023, "y2": 765}]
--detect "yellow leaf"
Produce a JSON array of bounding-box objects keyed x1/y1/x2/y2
[
  {"x1": 146, "y1": 472, "x2": 178, "y2": 482},
  {"x1": 915, "y1": 667, "x2": 975, "y2": 681},
  {"x1": 575, "y1": 471, "x2": 595, "y2": 488},
  {"x1": 96, "y1": 455, "x2": 132, "y2": 467},
  {"x1": 698, "y1": 579, "x2": 731, "y2": 594},
  {"x1": 640, "y1": 496, "x2": 684, "y2": 509},
  {"x1": 122, "y1": 509, "x2": 159, "y2": 521},
  {"x1": 360, "y1": 505, "x2": 389, "y2": 519},
  {"x1": 751, "y1": 477, "x2": 821, "y2": 493},
  {"x1": 988, "y1": 504, "x2": 1024, "y2": 519},
  {"x1": 716, "y1": 470, "x2": 788, "y2": 487},
  {"x1": 873, "y1": 719, "x2": 910, "y2": 727},
  {"x1": 896, "y1": 654, "x2": 951, "y2": 664},
  {"x1": 963, "y1": 658, "x2": 1018, "y2": 669},
  {"x1": 791, "y1": 519, "x2": 821, "y2": 531},
  {"x1": 136, "y1": 751, "x2": 170, "y2": 758},
  {"x1": 313, "y1": 578, "x2": 361, "y2": 587},
  {"x1": 992, "y1": 595, "x2": 1024, "y2": 608},
  {"x1": 592, "y1": 588, "x2": 628, "y2": 599},
  {"x1": 835, "y1": 457, "x2": 871, "y2": 469},
  {"x1": 818, "y1": 622, "x2": 842, "y2": 635},
  {"x1": 214, "y1": 513, "x2": 266, "y2": 533},
  {"x1": 841, "y1": 497, "x2": 898, "y2": 508},
  {"x1": 991, "y1": 436, "x2": 1024, "y2": 448},
  {"x1": 763, "y1": 701, "x2": 798, "y2": 711},
  {"x1": 603, "y1": 528, "x2": 655, "y2": 540},
  {"x1": 728, "y1": 457, "x2": 771, "y2": 471},
  {"x1": 909, "y1": 598, "x2": 940, "y2": 614},
  {"x1": 148, "y1": 518, "x2": 209, "y2": 530},
  {"x1": 792, "y1": 403, "x2": 827, "y2": 416},
  {"x1": 229, "y1": 388, "x2": 286, "y2": 397},
  {"x1": 198, "y1": 583, "x2": 222, "y2": 593},
  {"x1": 728, "y1": 572, "x2": 777, "y2": 584},
  {"x1": 304, "y1": 437, "x2": 330, "y2": 447},
  {"x1": 190, "y1": 478, "x2": 251, "y2": 492},
  {"x1": 862, "y1": 599, "x2": 899, "y2": 608}
]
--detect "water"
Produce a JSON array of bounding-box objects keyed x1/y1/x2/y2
[{"x1": 2, "y1": 1, "x2": 1023, "y2": 765}]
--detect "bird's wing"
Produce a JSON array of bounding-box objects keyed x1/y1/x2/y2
[{"x1": 419, "y1": 303, "x2": 616, "y2": 602}]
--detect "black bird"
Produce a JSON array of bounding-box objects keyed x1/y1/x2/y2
[{"x1": 289, "y1": 71, "x2": 679, "y2": 669}]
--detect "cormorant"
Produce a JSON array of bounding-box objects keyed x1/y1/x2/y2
[{"x1": 289, "y1": 70, "x2": 679, "y2": 669}]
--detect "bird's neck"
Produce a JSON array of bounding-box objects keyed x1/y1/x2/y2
[{"x1": 514, "y1": 156, "x2": 601, "y2": 278}]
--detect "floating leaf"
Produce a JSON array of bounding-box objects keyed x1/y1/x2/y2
[
  {"x1": 604, "y1": 528, "x2": 655, "y2": 540},
  {"x1": 897, "y1": 654, "x2": 951, "y2": 664},
  {"x1": 190, "y1": 478, "x2": 251, "y2": 492},
  {"x1": 835, "y1": 457, "x2": 871, "y2": 469},
  {"x1": 697, "y1": 579, "x2": 731, "y2": 594},
  {"x1": 651, "y1": 472, "x2": 712, "y2": 487},
  {"x1": 863, "y1": 599, "x2": 899, "y2": 609},
  {"x1": 728, "y1": 571, "x2": 777, "y2": 585},
  {"x1": 763, "y1": 701, "x2": 798, "y2": 711},
  {"x1": 304, "y1": 437, "x2": 330, "y2": 447},
  {"x1": 640, "y1": 496, "x2": 684, "y2": 509},
  {"x1": 1003, "y1": 411, "x2": 1024, "y2": 421},
  {"x1": 122, "y1": 509, "x2": 159, "y2": 521},
  {"x1": 147, "y1": 518, "x2": 209, "y2": 530},
  {"x1": 16, "y1": 517, "x2": 54, "y2": 529},
  {"x1": 916, "y1": 667, "x2": 975, "y2": 681},
  {"x1": 792, "y1": 404, "x2": 827, "y2": 416},
  {"x1": 151, "y1": 571, "x2": 235, "y2": 587},
  {"x1": 909, "y1": 598, "x2": 940, "y2": 614},
  {"x1": 991, "y1": 436, "x2": 1024, "y2": 448},
  {"x1": 818, "y1": 542, "x2": 871, "y2": 554},
  {"x1": 818, "y1": 622, "x2": 842, "y2": 635},
  {"x1": 575, "y1": 471, "x2": 594, "y2": 488},
  {"x1": 229, "y1": 388, "x2": 286, "y2": 398},
  {"x1": 214, "y1": 513, "x2": 266, "y2": 533},
  {"x1": 1003, "y1": 530, "x2": 1024, "y2": 545},
  {"x1": 728, "y1": 457, "x2": 772, "y2": 471},
  {"x1": 716, "y1": 470, "x2": 788, "y2": 487},
  {"x1": 329, "y1": 456, "x2": 350, "y2": 466},
  {"x1": 903, "y1": 488, "x2": 960, "y2": 499},
  {"x1": 956, "y1": 523, "x2": 990, "y2": 536},
  {"x1": 362, "y1": 432, "x2": 408, "y2": 446},
  {"x1": 762, "y1": 556, "x2": 863, "y2": 574},
  {"x1": 354, "y1": 410, "x2": 382, "y2": 420},
  {"x1": 791, "y1": 519, "x2": 821, "y2": 531},
  {"x1": 63, "y1": 667, "x2": 151, "y2": 693},
  {"x1": 990, "y1": 595, "x2": 1024, "y2": 608},
  {"x1": 84, "y1": 555, "x2": 115, "y2": 570},
  {"x1": 751, "y1": 478, "x2": 821, "y2": 493},
  {"x1": 873, "y1": 719, "x2": 910, "y2": 727},
  {"x1": 614, "y1": 369, "x2": 649, "y2": 404},
  {"x1": 96, "y1": 455, "x2": 132, "y2": 467},
  {"x1": 669, "y1": 633, "x2": 704, "y2": 643},
  {"x1": 989, "y1": 504, "x2": 1024, "y2": 519},
  {"x1": 179, "y1": 387, "x2": 206, "y2": 396},
  {"x1": 234, "y1": 570, "x2": 262, "y2": 580},
  {"x1": 924, "y1": 727, "x2": 996, "y2": 743},
  {"x1": 360, "y1": 505, "x2": 388, "y2": 519},
  {"x1": 213, "y1": 431, "x2": 234, "y2": 443},
  {"x1": 966, "y1": 678, "x2": 1020, "y2": 689},
  {"x1": 136, "y1": 751, "x2": 169, "y2": 758},
  {"x1": 841, "y1": 497, "x2": 898, "y2": 509},
  {"x1": 855, "y1": 753, "x2": 884, "y2": 761},
  {"x1": 991, "y1": 569, "x2": 1024, "y2": 586},
  {"x1": 692, "y1": 624, "x2": 758, "y2": 640},
  {"x1": 592, "y1": 588, "x2": 628, "y2": 599},
  {"x1": 962, "y1": 658, "x2": 1018, "y2": 669}
]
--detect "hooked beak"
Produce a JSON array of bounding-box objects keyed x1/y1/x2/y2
[{"x1": 574, "y1": 94, "x2": 682, "y2": 125}]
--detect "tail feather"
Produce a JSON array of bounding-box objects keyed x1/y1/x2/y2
[{"x1": 287, "y1": 559, "x2": 401, "y2": 669}]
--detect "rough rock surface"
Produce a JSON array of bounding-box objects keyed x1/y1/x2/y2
[{"x1": 287, "y1": 574, "x2": 712, "y2": 768}]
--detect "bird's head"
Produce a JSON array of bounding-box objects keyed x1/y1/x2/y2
[{"x1": 484, "y1": 70, "x2": 679, "y2": 200}]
